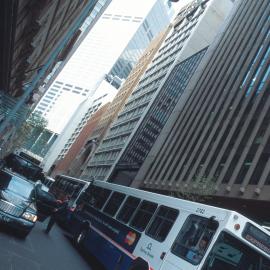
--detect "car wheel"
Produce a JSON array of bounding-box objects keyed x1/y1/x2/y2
[{"x1": 19, "y1": 230, "x2": 30, "y2": 239}]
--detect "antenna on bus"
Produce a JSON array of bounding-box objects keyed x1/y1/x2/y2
[{"x1": 207, "y1": 216, "x2": 218, "y2": 230}]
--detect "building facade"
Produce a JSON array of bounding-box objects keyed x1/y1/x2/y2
[
  {"x1": 84, "y1": 0, "x2": 234, "y2": 183},
  {"x1": 66, "y1": 28, "x2": 172, "y2": 179},
  {"x1": 0, "y1": 0, "x2": 99, "y2": 154},
  {"x1": 34, "y1": 80, "x2": 96, "y2": 134},
  {"x1": 51, "y1": 103, "x2": 111, "y2": 177},
  {"x1": 32, "y1": 0, "x2": 113, "y2": 106},
  {"x1": 53, "y1": 0, "x2": 173, "y2": 92},
  {"x1": 42, "y1": 80, "x2": 118, "y2": 172},
  {"x1": 134, "y1": 0, "x2": 270, "y2": 209},
  {"x1": 39, "y1": 0, "x2": 173, "y2": 171}
]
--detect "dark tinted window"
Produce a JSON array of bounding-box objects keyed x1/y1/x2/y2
[
  {"x1": 130, "y1": 201, "x2": 157, "y2": 232},
  {"x1": 89, "y1": 186, "x2": 111, "y2": 210},
  {"x1": 146, "y1": 206, "x2": 179, "y2": 242},
  {"x1": 117, "y1": 196, "x2": 141, "y2": 224},
  {"x1": 202, "y1": 232, "x2": 270, "y2": 270},
  {"x1": 172, "y1": 215, "x2": 218, "y2": 265},
  {"x1": 4, "y1": 154, "x2": 44, "y2": 181},
  {"x1": 103, "y1": 192, "x2": 125, "y2": 216}
]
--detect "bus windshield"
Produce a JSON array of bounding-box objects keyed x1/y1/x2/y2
[
  {"x1": 202, "y1": 231, "x2": 270, "y2": 270},
  {"x1": 49, "y1": 175, "x2": 89, "y2": 203}
]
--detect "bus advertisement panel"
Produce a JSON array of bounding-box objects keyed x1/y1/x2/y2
[{"x1": 71, "y1": 206, "x2": 141, "y2": 270}]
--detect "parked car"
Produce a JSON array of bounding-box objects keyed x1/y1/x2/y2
[
  {"x1": 0, "y1": 169, "x2": 38, "y2": 237},
  {"x1": 3, "y1": 153, "x2": 45, "y2": 182}
]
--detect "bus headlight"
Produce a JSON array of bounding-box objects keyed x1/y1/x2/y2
[{"x1": 22, "y1": 212, "x2": 37, "y2": 223}]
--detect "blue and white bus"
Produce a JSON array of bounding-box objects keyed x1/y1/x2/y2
[
  {"x1": 49, "y1": 174, "x2": 89, "y2": 204},
  {"x1": 66, "y1": 180, "x2": 270, "y2": 270}
]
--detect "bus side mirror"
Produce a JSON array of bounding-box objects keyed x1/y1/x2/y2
[{"x1": 207, "y1": 216, "x2": 218, "y2": 230}]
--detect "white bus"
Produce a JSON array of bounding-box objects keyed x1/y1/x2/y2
[
  {"x1": 66, "y1": 180, "x2": 270, "y2": 270},
  {"x1": 49, "y1": 175, "x2": 89, "y2": 205}
]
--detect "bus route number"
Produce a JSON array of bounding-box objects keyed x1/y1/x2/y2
[{"x1": 196, "y1": 208, "x2": 205, "y2": 214}]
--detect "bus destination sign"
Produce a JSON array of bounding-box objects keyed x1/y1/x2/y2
[{"x1": 242, "y1": 222, "x2": 270, "y2": 255}]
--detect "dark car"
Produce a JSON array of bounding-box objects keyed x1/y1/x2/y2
[
  {"x1": 0, "y1": 169, "x2": 37, "y2": 237},
  {"x1": 3, "y1": 153, "x2": 45, "y2": 182}
]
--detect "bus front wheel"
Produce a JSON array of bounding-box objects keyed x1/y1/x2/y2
[
  {"x1": 128, "y1": 257, "x2": 149, "y2": 270},
  {"x1": 76, "y1": 230, "x2": 86, "y2": 245},
  {"x1": 75, "y1": 227, "x2": 89, "y2": 246}
]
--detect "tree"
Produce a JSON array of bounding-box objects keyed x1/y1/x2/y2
[
  {"x1": 172, "y1": 175, "x2": 216, "y2": 203},
  {"x1": 6, "y1": 112, "x2": 48, "y2": 154}
]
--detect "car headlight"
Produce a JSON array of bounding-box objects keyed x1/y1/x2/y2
[{"x1": 22, "y1": 212, "x2": 37, "y2": 222}]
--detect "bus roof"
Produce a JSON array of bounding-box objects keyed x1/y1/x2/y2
[
  {"x1": 56, "y1": 175, "x2": 89, "y2": 184},
  {"x1": 92, "y1": 180, "x2": 232, "y2": 221}
]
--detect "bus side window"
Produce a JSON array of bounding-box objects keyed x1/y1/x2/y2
[
  {"x1": 130, "y1": 201, "x2": 158, "y2": 232},
  {"x1": 103, "y1": 192, "x2": 126, "y2": 217},
  {"x1": 171, "y1": 215, "x2": 218, "y2": 265},
  {"x1": 92, "y1": 187, "x2": 111, "y2": 210},
  {"x1": 146, "y1": 206, "x2": 179, "y2": 242},
  {"x1": 116, "y1": 196, "x2": 141, "y2": 224}
]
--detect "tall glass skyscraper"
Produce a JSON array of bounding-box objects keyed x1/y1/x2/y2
[
  {"x1": 108, "y1": 0, "x2": 174, "y2": 82},
  {"x1": 40, "y1": 0, "x2": 174, "y2": 172}
]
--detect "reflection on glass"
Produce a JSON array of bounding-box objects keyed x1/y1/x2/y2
[{"x1": 202, "y1": 232, "x2": 270, "y2": 270}]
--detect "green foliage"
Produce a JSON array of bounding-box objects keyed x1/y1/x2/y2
[
  {"x1": 173, "y1": 175, "x2": 216, "y2": 203},
  {"x1": 26, "y1": 112, "x2": 48, "y2": 130},
  {"x1": 7, "y1": 112, "x2": 48, "y2": 153}
]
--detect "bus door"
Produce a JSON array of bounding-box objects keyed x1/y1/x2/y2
[
  {"x1": 130, "y1": 204, "x2": 179, "y2": 270},
  {"x1": 159, "y1": 215, "x2": 219, "y2": 270},
  {"x1": 72, "y1": 182, "x2": 89, "y2": 208}
]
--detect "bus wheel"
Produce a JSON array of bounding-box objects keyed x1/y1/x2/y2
[
  {"x1": 128, "y1": 257, "x2": 149, "y2": 270},
  {"x1": 76, "y1": 229, "x2": 87, "y2": 246}
]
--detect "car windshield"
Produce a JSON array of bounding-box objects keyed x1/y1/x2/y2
[
  {"x1": 0, "y1": 170, "x2": 34, "y2": 200},
  {"x1": 202, "y1": 231, "x2": 270, "y2": 270}
]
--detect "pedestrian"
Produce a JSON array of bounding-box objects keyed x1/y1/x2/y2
[{"x1": 44, "y1": 195, "x2": 70, "y2": 234}]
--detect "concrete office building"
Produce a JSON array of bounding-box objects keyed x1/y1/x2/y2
[
  {"x1": 52, "y1": 103, "x2": 111, "y2": 177},
  {"x1": 61, "y1": 28, "x2": 172, "y2": 178},
  {"x1": 39, "y1": 0, "x2": 173, "y2": 170},
  {"x1": 34, "y1": 80, "x2": 96, "y2": 134},
  {"x1": 50, "y1": 28, "x2": 170, "y2": 177},
  {"x1": 42, "y1": 80, "x2": 117, "y2": 172},
  {"x1": 134, "y1": 0, "x2": 270, "y2": 218},
  {"x1": 51, "y1": 0, "x2": 173, "y2": 93},
  {"x1": 84, "y1": 0, "x2": 234, "y2": 182}
]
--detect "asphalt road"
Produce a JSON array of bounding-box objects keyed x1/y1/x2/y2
[{"x1": 0, "y1": 220, "x2": 94, "y2": 270}]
